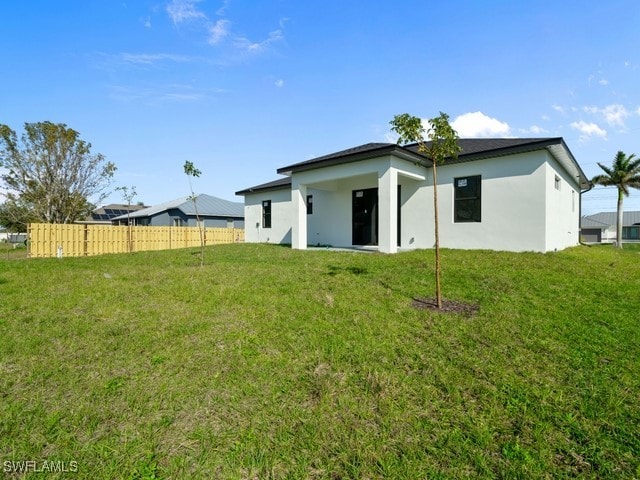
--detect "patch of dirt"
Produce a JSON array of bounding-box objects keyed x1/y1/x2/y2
[{"x1": 412, "y1": 297, "x2": 479, "y2": 317}]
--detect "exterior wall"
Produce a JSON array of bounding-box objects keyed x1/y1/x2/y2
[
  {"x1": 184, "y1": 217, "x2": 244, "y2": 228},
  {"x1": 133, "y1": 209, "x2": 243, "y2": 228},
  {"x1": 431, "y1": 151, "x2": 548, "y2": 251},
  {"x1": 307, "y1": 174, "x2": 378, "y2": 247},
  {"x1": 543, "y1": 155, "x2": 581, "y2": 251},
  {"x1": 602, "y1": 226, "x2": 617, "y2": 242},
  {"x1": 150, "y1": 209, "x2": 181, "y2": 226},
  {"x1": 243, "y1": 188, "x2": 292, "y2": 244}
]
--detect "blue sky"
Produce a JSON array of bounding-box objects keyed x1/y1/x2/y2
[{"x1": 1, "y1": 0, "x2": 640, "y2": 215}]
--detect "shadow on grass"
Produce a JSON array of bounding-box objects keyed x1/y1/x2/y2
[{"x1": 326, "y1": 265, "x2": 368, "y2": 276}]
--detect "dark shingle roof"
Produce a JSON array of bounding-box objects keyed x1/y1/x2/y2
[
  {"x1": 276, "y1": 142, "x2": 424, "y2": 175},
  {"x1": 238, "y1": 137, "x2": 590, "y2": 195},
  {"x1": 235, "y1": 177, "x2": 292, "y2": 195}
]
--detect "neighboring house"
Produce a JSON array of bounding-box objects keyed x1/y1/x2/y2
[
  {"x1": 581, "y1": 211, "x2": 640, "y2": 243},
  {"x1": 0, "y1": 227, "x2": 27, "y2": 243},
  {"x1": 236, "y1": 138, "x2": 591, "y2": 253},
  {"x1": 78, "y1": 203, "x2": 149, "y2": 225},
  {"x1": 111, "y1": 194, "x2": 244, "y2": 228}
]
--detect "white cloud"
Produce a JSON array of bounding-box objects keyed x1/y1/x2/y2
[
  {"x1": 520, "y1": 125, "x2": 548, "y2": 135},
  {"x1": 119, "y1": 53, "x2": 192, "y2": 65},
  {"x1": 552, "y1": 104, "x2": 566, "y2": 114},
  {"x1": 164, "y1": 1, "x2": 285, "y2": 57},
  {"x1": 108, "y1": 83, "x2": 216, "y2": 104},
  {"x1": 234, "y1": 28, "x2": 284, "y2": 53},
  {"x1": 166, "y1": 0, "x2": 206, "y2": 25},
  {"x1": 275, "y1": 79, "x2": 284, "y2": 88},
  {"x1": 208, "y1": 19, "x2": 230, "y2": 44},
  {"x1": 570, "y1": 121, "x2": 607, "y2": 141},
  {"x1": 583, "y1": 104, "x2": 629, "y2": 127},
  {"x1": 599, "y1": 79, "x2": 609, "y2": 86},
  {"x1": 216, "y1": 0, "x2": 230, "y2": 16},
  {"x1": 451, "y1": 111, "x2": 511, "y2": 138},
  {"x1": 601, "y1": 104, "x2": 629, "y2": 127}
]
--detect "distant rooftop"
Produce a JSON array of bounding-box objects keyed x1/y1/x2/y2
[
  {"x1": 111, "y1": 194, "x2": 243, "y2": 220},
  {"x1": 582, "y1": 211, "x2": 640, "y2": 228},
  {"x1": 79, "y1": 203, "x2": 149, "y2": 224}
]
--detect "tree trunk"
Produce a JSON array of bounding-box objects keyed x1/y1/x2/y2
[
  {"x1": 616, "y1": 188, "x2": 624, "y2": 249},
  {"x1": 433, "y1": 162, "x2": 442, "y2": 308}
]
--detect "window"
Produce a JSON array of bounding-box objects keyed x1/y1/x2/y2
[
  {"x1": 454, "y1": 175, "x2": 481, "y2": 223},
  {"x1": 623, "y1": 226, "x2": 640, "y2": 240},
  {"x1": 173, "y1": 218, "x2": 183, "y2": 227},
  {"x1": 262, "y1": 200, "x2": 272, "y2": 228},
  {"x1": 554, "y1": 175, "x2": 561, "y2": 190},
  {"x1": 306, "y1": 195, "x2": 313, "y2": 215}
]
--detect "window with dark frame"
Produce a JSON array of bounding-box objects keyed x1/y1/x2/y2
[
  {"x1": 306, "y1": 195, "x2": 313, "y2": 215},
  {"x1": 262, "y1": 200, "x2": 272, "y2": 228},
  {"x1": 454, "y1": 175, "x2": 481, "y2": 223},
  {"x1": 623, "y1": 225, "x2": 640, "y2": 240}
]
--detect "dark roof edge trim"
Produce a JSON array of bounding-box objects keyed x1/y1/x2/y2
[
  {"x1": 276, "y1": 144, "x2": 428, "y2": 175},
  {"x1": 450, "y1": 137, "x2": 561, "y2": 162},
  {"x1": 236, "y1": 178, "x2": 292, "y2": 196}
]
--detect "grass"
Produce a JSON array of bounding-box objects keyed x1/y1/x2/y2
[
  {"x1": 0, "y1": 243, "x2": 638, "y2": 479},
  {"x1": 0, "y1": 241, "x2": 28, "y2": 260}
]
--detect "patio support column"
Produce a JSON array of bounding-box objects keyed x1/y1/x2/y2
[
  {"x1": 291, "y1": 180, "x2": 307, "y2": 250},
  {"x1": 378, "y1": 166, "x2": 398, "y2": 253}
]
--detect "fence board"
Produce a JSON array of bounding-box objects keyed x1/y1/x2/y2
[{"x1": 27, "y1": 223, "x2": 244, "y2": 258}]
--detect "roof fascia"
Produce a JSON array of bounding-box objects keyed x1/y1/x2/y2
[
  {"x1": 235, "y1": 180, "x2": 292, "y2": 196},
  {"x1": 448, "y1": 138, "x2": 591, "y2": 190},
  {"x1": 276, "y1": 144, "x2": 428, "y2": 176}
]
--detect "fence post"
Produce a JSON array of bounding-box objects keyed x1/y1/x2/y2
[{"x1": 84, "y1": 224, "x2": 88, "y2": 256}]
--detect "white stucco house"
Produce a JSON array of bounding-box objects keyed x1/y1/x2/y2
[
  {"x1": 580, "y1": 211, "x2": 640, "y2": 243},
  {"x1": 236, "y1": 138, "x2": 591, "y2": 253}
]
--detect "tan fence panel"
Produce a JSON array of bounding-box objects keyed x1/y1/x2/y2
[
  {"x1": 87, "y1": 225, "x2": 128, "y2": 256},
  {"x1": 27, "y1": 223, "x2": 245, "y2": 258},
  {"x1": 29, "y1": 223, "x2": 87, "y2": 258}
]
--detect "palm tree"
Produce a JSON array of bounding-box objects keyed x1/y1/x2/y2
[{"x1": 591, "y1": 151, "x2": 640, "y2": 249}]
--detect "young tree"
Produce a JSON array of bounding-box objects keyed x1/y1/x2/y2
[
  {"x1": 390, "y1": 112, "x2": 461, "y2": 308},
  {"x1": 116, "y1": 185, "x2": 137, "y2": 252},
  {"x1": 591, "y1": 151, "x2": 640, "y2": 249},
  {"x1": 183, "y1": 161, "x2": 205, "y2": 266},
  {"x1": 0, "y1": 121, "x2": 116, "y2": 224}
]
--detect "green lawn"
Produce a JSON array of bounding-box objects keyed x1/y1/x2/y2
[{"x1": 0, "y1": 244, "x2": 638, "y2": 479}]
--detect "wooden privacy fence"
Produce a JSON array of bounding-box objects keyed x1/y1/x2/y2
[{"x1": 28, "y1": 223, "x2": 244, "y2": 258}]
